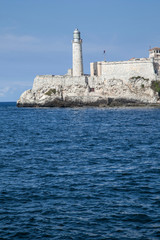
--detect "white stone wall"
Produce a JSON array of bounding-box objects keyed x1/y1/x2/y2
[
  {"x1": 32, "y1": 75, "x2": 87, "y2": 92},
  {"x1": 72, "y1": 41, "x2": 83, "y2": 76},
  {"x1": 91, "y1": 59, "x2": 155, "y2": 82}
]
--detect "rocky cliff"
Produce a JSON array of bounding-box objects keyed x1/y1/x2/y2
[{"x1": 17, "y1": 75, "x2": 160, "y2": 107}]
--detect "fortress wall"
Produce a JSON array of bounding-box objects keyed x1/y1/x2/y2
[
  {"x1": 153, "y1": 58, "x2": 160, "y2": 74},
  {"x1": 64, "y1": 76, "x2": 87, "y2": 87},
  {"x1": 101, "y1": 60, "x2": 156, "y2": 82},
  {"x1": 32, "y1": 59, "x2": 156, "y2": 96},
  {"x1": 32, "y1": 75, "x2": 87, "y2": 91},
  {"x1": 87, "y1": 76, "x2": 104, "y2": 88},
  {"x1": 33, "y1": 75, "x2": 63, "y2": 91}
]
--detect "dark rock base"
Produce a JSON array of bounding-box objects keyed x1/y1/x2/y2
[{"x1": 17, "y1": 98, "x2": 160, "y2": 108}]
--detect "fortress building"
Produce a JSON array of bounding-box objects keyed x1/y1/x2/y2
[
  {"x1": 17, "y1": 29, "x2": 160, "y2": 107},
  {"x1": 90, "y1": 48, "x2": 160, "y2": 81},
  {"x1": 149, "y1": 47, "x2": 160, "y2": 75},
  {"x1": 70, "y1": 29, "x2": 160, "y2": 82}
]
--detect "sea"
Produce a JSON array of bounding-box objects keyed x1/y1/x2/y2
[{"x1": 0, "y1": 102, "x2": 160, "y2": 240}]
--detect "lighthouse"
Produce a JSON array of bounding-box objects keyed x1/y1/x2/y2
[{"x1": 72, "y1": 29, "x2": 83, "y2": 76}]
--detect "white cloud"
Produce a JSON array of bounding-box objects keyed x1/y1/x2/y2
[
  {"x1": 0, "y1": 87, "x2": 10, "y2": 97},
  {"x1": 0, "y1": 34, "x2": 37, "y2": 51},
  {"x1": 0, "y1": 34, "x2": 36, "y2": 42},
  {"x1": 0, "y1": 34, "x2": 70, "y2": 53},
  {"x1": 0, "y1": 82, "x2": 33, "y2": 101}
]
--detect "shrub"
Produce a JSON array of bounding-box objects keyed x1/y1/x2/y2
[
  {"x1": 151, "y1": 81, "x2": 160, "y2": 96},
  {"x1": 45, "y1": 89, "x2": 56, "y2": 96},
  {"x1": 130, "y1": 76, "x2": 149, "y2": 81}
]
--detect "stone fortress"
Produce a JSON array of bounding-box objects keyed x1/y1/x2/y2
[
  {"x1": 90, "y1": 48, "x2": 160, "y2": 80},
  {"x1": 17, "y1": 29, "x2": 160, "y2": 107}
]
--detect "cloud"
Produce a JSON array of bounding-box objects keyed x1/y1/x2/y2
[
  {"x1": 0, "y1": 34, "x2": 37, "y2": 51},
  {"x1": 0, "y1": 34, "x2": 36, "y2": 42},
  {"x1": 0, "y1": 81, "x2": 32, "y2": 101},
  {"x1": 0, "y1": 87, "x2": 10, "y2": 97},
  {"x1": 0, "y1": 34, "x2": 70, "y2": 53}
]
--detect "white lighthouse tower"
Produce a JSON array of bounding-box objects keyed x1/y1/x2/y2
[{"x1": 72, "y1": 28, "x2": 83, "y2": 76}]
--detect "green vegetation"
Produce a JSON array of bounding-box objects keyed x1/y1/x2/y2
[
  {"x1": 141, "y1": 84, "x2": 144, "y2": 88},
  {"x1": 130, "y1": 76, "x2": 149, "y2": 81},
  {"x1": 45, "y1": 88, "x2": 56, "y2": 96},
  {"x1": 151, "y1": 81, "x2": 160, "y2": 96}
]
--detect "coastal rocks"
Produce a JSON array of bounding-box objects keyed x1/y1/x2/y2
[
  {"x1": 17, "y1": 89, "x2": 35, "y2": 107},
  {"x1": 17, "y1": 75, "x2": 160, "y2": 107}
]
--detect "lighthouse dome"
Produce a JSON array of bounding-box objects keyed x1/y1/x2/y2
[{"x1": 73, "y1": 28, "x2": 81, "y2": 42}]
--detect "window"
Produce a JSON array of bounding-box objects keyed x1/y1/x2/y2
[{"x1": 89, "y1": 88, "x2": 95, "y2": 92}]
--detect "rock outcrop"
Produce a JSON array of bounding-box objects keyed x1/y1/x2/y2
[{"x1": 17, "y1": 75, "x2": 160, "y2": 107}]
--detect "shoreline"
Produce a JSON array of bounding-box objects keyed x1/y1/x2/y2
[{"x1": 17, "y1": 97, "x2": 160, "y2": 108}]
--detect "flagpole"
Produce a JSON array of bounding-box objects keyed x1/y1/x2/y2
[{"x1": 103, "y1": 50, "x2": 106, "y2": 62}]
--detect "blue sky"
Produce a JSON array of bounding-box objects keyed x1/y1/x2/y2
[{"x1": 0, "y1": 0, "x2": 160, "y2": 101}]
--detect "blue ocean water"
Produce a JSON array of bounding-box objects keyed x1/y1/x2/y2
[{"x1": 0, "y1": 102, "x2": 160, "y2": 240}]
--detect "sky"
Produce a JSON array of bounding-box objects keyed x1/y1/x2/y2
[{"x1": 0, "y1": 0, "x2": 160, "y2": 101}]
